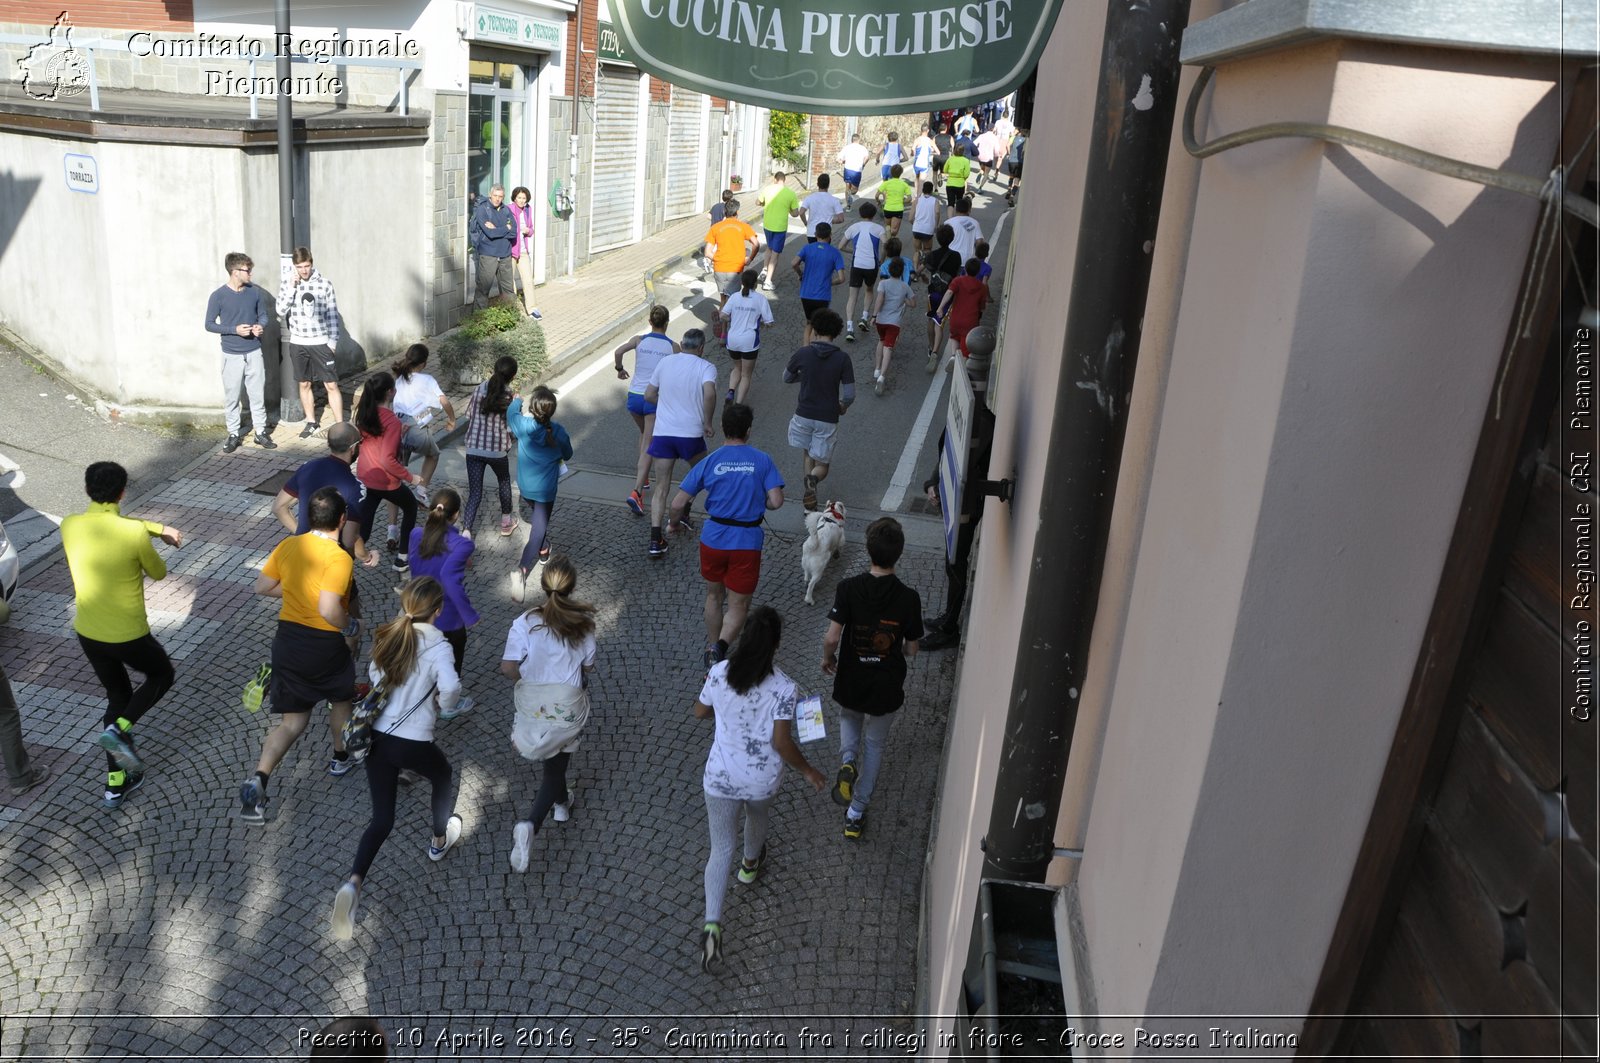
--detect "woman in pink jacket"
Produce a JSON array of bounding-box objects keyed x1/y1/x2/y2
[
  {"x1": 509, "y1": 186, "x2": 542, "y2": 320},
  {"x1": 355, "y1": 371, "x2": 424, "y2": 572}
]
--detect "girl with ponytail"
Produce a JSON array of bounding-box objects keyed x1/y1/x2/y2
[
  {"x1": 407, "y1": 487, "x2": 478, "y2": 720},
  {"x1": 505, "y1": 385, "x2": 573, "y2": 602},
  {"x1": 353, "y1": 371, "x2": 422, "y2": 571},
  {"x1": 718, "y1": 268, "x2": 773, "y2": 405},
  {"x1": 330, "y1": 576, "x2": 464, "y2": 941},
  {"x1": 692, "y1": 605, "x2": 824, "y2": 971},
  {"x1": 462, "y1": 355, "x2": 519, "y2": 536},
  {"x1": 500, "y1": 555, "x2": 598, "y2": 874}
]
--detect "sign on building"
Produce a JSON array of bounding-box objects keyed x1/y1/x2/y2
[
  {"x1": 940, "y1": 360, "x2": 975, "y2": 563},
  {"x1": 468, "y1": 4, "x2": 563, "y2": 49},
  {"x1": 63, "y1": 152, "x2": 98, "y2": 194}
]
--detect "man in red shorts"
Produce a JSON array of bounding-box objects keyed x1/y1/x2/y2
[{"x1": 669, "y1": 403, "x2": 785, "y2": 669}]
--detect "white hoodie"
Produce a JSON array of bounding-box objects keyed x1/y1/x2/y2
[{"x1": 368, "y1": 622, "x2": 460, "y2": 742}]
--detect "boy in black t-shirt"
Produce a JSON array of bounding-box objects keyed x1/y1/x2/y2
[{"x1": 821, "y1": 517, "x2": 923, "y2": 839}]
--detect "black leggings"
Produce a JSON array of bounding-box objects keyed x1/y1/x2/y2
[
  {"x1": 463, "y1": 454, "x2": 512, "y2": 533},
  {"x1": 359, "y1": 485, "x2": 418, "y2": 555},
  {"x1": 78, "y1": 633, "x2": 175, "y2": 774},
  {"x1": 352, "y1": 730, "x2": 454, "y2": 878},
  {"x1": 528, "y1": 751, "x2": 571, "y2": 832},
  {"x1": 443, "y1": 627, "x2": 466, "y2": 675}
]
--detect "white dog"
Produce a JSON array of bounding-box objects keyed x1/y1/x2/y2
[{"x1": 801, "y1": 500, "x2": 847, "y2": 605}]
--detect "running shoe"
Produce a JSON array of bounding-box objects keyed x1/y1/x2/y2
[
  {"x1": 386, "y1": 534, "x2": 400, "y2": 553},
  {"x1": 428, "y1": 815, "x2": 463, "y2": 862},
  {"x1": 648, "y1": 538, "x2": 668, "y2": 560},
  {"x1": 530, "y1": 308, "x2": 543, "y2": 320},
  {"x1": 726, "y1": 388, "x2": 736, "y2": 404},
  {"x1": 702, "y1": 643, "x2": 722, "y2": 670},
  {"x1": 671, "y1": 513, "x2": 695, "y2": 536},
  {"x1": 538, "y1": 543, "x2": 552, "y2": 561},
  {"x1": 510, "y1": 821, "x2": 533, "y2": 873},
  {"x1": 222, "y1": 434, "x2": 242, "y2": 454},
  {"x1": 736, "y1": 844, "x2": 767, "y2": 885},
  {"x1": 242, "y1": 663, "x2": 271, "y2": 713},
  {"x1": 239, "y1": 777, "x2": 267, "y2": 823},
  {"x1": 875, "y1": 376, "x2": 886, "y2": 396},
  {"x1": 102, "y1": 771, "x2": 143, "y2": 810},
  {"x1": 9, "y1": 765, "x2": 50, "y2": 796},
  {"x1": 552, "y1": 801, "x2": 571, "y2": 823},
  {"x1": 391, "y1": 553, "x2": 410, "y2": 573},
  {"x1": 844, "y1": 330, "x2": 856, "y2": 343},
  {"x1": 438, "y1": 695, "x2": 474, "y2": 721},
  {"x1": 328, "y1": 755, "x2": 357, "y2": 778},
  {"x1": 843, "y1": 812, "x2": 866, "y2": 840},
  {"x1": 98, "y1": 724, "x2": 144, "y2": 774},
  {"x1": 626, "y1": 489, "x2": 645, "y2": 516},
  {"x1": 253, "y1": 432, "x2": 278, "y2": 450},
  {"x1": 499, "y1": 514, "x2": 516, "y2": 536},
  {"x1": 701, "y1": 923, "x2": 723, "y2": 973},
  {"x1": 330, "y1": 881, "x2": 358, "y2": 941},
  {"x1": 832, "y1": 762, "x2": 857, "y2": 807},
  {"x1": 510, "y1": 567, "x2": 528, "y2": 602},
  {"x1": 299, "y1": 421, "x2": 322, "y2": 439}
]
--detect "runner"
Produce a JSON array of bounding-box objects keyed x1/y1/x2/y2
[
  {"x1": 923, "y1": 224, "x2": 964, "y2": 371},
  {"x1": 947, "y1": 196, "x2": 984, "y2": 265},
  {"x1": 942, "y1": 144, "x2": 973, "y2": 208},
  {"x1": 954, "y1": 109, "x2": 979, "y2": 139},
  {"x1": 931, "y1": 123, "x2": 954, "y2": 186},
  {"x1": 837, "y1": 134, "x2": 871, "y2": 207},
  {"x1": 1004, "y1": 127, "x2": 1027, "y2": 205},
  {"x1": 791, "y1": 222, "x2": 846, "y2": 322},
  {"x1": 783, "y1": 308, "x2": 855, "y2": 511},
  {"x1": 935, "y1": 258, "x2": 991, "y2": 359},
  {"x1": 239, "y1": 486, "x2": 362, "y2": 824},
  {"x1": 503, "y1": 556, "x2": 597, "y2": 873},
  {"x1": 460, "y1": 355, "x2": 519, "y2": 538},
  {"x1": 719, "y1": 270, "x2": 774, "y2": 406},
  {"x1": 799, "y1": 174, "x2": 843, "y2": 243},
  {"x1": 61, "y1": 462, "x2": 183, "y2": 809},
  {"x1": 703, "y1": 202, "x2": 760, "y2": 337},
  {"x1": 613, "y1": 305, "x2": 679, "y2": 516},
  {"x1": 877, "y1": 130, "x2": 904, "y2": 182},
  {"x1": 693, "y1": 606, "x2": 824, "y2": 973},
  {"x1": 353, "y1": 372, "x2": 423, "y2": 573},
  {"x1": 841, "y1": 202, "x2": 885, "y2": 343},
  {"x1": 407, "y1": 488, "x2": 479, "y2": 720},
  {"x1": 644, "y1": 330, "x2": 718, "y2": 558},
  {"x1": 910, "y1": 125, "x2": 936, "y2": 188},
  {"x1": 869, "y1": 258, "x2": 915, "y2": 395},
  {"x1": 667, "y1": 402, "x2": 785, "y2": 668},
  {"x1": 910, "y1": 182, "x2": 943, "y2": 280},
  {"x1": 874, "y1": 163, "x2": 913, "y2": 239},
  {"x1": 506, "y1": 386, "x2": 574, "y2": 601},
  {"x1": 974, "y1": 125, "x2": 1003, "y2": 193},
  {"x1": 821, "y1": 517, "x2": 923, "y2": 840},
  {"x1": 329, "y1": 575, "x2": 464, "y2": 941},
  {"x1": 755, "y1": 170, "x2": 800, "y2": 292}
]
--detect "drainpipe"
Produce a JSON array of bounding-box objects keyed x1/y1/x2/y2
[
  {"x1": 980, "y1": 0, "x2": 1193, "y2": 882},
  {"x1": 567, "y1": 0, "x2": 585, "y2": 279},
  {"x1": 275, "y1": 0, "x2": 299, "y2": 423}
]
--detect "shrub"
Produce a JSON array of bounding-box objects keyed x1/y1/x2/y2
[
  {"x1": 769, "y1": 111, "x2": 807, "y2": 172},
  {"x1": 458, "y1": 301, "x2": 522, "y2": 341},
  {"x1": 440, "y1": 315, "x2": 548, "y2": 389}
]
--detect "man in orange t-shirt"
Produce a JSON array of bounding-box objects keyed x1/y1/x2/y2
[{"x1": 704, "y1": 201, "x2": 759, "y2": 338}]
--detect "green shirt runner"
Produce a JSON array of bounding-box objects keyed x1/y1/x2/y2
[{"x1": 760, "y1": 184, "x2": 799, "y2": 233}]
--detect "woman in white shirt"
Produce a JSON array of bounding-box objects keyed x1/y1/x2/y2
[
  {"x1": 717, "y1": 270, "x2": 774, "y2": 406},
  {"x1": 330, "y1": 575, "x2": 464, "y2": 941},
  {"x1": 692, "y1": 606, "x2": 824, "y2": 972},
  {"x1": 381, "y1": 344, "x2": 459, "y2": 551},
  {"x1": 501, "y1": 555, "x2": 598, "y2": 873}
]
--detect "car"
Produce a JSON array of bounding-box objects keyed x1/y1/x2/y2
[{"x1": 0, "y1": 515, "x2": 17, "y2": 624}]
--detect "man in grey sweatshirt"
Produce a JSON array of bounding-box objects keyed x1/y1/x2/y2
[
  {"x1": 783, "y1": 307, "x2": 855, "y2": 511},
  {"x1": 204, "y1": 251, "x2": 274, "y2": 452}
]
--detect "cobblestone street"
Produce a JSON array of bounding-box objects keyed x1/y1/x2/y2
[{"x1": 0, "y1": 425, "x2": 959, "y2": 1059}]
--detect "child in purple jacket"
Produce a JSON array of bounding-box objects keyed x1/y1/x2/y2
[{"x1": 408, "y1": 487, "x2": 480, "y2": 719}]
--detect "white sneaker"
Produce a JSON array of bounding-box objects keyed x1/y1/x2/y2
[
  {"x1": 762, "y1": 279, "x2": 775, "y2": 292},
  {"x1": 552, "y1": 802, "x2": 570, "y2": 823},
  {"x1": 330, "y1": 881, "x2": 358, "y2": 941},
  {"x1": 509, "y1": 568, "x2": 527, "y2": 603},
  {"x1": 428, "y1": 814, "x2": 463, "y2": 862},
  {"x1": 438, "y1": 695, "x2": 474, "y2": 721},
  {"x1": 510, "y1": 821, "x2": 533, "y2": 873}
]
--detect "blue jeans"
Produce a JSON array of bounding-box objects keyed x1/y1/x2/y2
[{"x1": 838, "y1": 709, "x2": 894, "y2": 817}]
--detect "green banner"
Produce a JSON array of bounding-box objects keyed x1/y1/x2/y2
[{"x1": 611, "y1": 0, "x2": 1062, "y2": 114}]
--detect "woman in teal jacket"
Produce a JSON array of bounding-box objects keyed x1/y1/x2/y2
[{"x1": 506, "y1": 385, "x2": 573, "y2": 602}]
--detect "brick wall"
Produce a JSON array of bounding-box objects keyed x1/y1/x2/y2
[
  {"x1": 564, "y1": 0, "x2": 597, "y2": 98},
  {"x1": 9, "y1": 2, "x2": 192, "y2": 30},
  {"x1": 649, "y1": 76, "x2": 670, "y2": 103}
]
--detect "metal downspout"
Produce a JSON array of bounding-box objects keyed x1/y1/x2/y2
[
  {"x1": 980, "y1": 0, "x2": 1193, "y2": 882},
  {"x1": 275, "y1": 0, "x2": 298, "y2": 423}
]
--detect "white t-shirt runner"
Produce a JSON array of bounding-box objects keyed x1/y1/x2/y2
[
  {"x1": 800, "y1": 191, "x2": 843, "y2": 237},
  {"x1": 912, "y1": 195, "x2": 940, "y2": 236},
  {"x1": 646, "y1": 352, "x2": 718, "y2": 438},
  {"x1": 722, "y1": 290, "x2": 774, "y2": 353},
  {"x1": 843, "y1": 220, "x2": 885, "y2": 270},
  {"x1": 838, "y1": 142, "x2": 870, "y2": 173},
  {"x1": 393, "y1": 371, "x2": 445, "y2": 425},
  {"x1": 698, "y1": 660, "x2": 798, "y2": 801},
  {"x1": 503, "y1": 614, "x2": 597, "y2": 687},
  {"x1": 629, "y1": 332, "x2": 676, "y2": 397},
  {"x1": 948, "y1": 215, "x2": 984, "y2": 265}
]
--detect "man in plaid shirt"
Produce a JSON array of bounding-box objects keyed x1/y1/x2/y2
[{"x1": 281, "y1": 246, "x2": 344, "y2": 438}]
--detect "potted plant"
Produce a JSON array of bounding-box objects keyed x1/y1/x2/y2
[
  {"x1": 729, "y1": 174, "x2": 743, "y2": 191},
  {"x1": 438, "y1": 298, "x2": 549, "y2": 389}
]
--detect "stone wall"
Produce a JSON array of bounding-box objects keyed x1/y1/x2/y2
[
  {"x1": 428, "y1": 90, "x2": 468, "y2": 334},
  {"x1": 801, "y1": 111, "x2": 928, "y2": 184}
]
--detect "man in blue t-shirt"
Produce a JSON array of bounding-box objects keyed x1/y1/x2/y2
[
  {"x1": 670, "y1": 403, "x2": 785, "y2": 669},
  {"x1": 791, "y1": 221, "x2": 846, "y2": 322}
]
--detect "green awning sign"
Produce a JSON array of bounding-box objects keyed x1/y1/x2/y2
[{"x1": 610, "y1": 0, "x2": 1062, "y2": 114}]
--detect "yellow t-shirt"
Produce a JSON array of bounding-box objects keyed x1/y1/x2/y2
[
  {"x1": 878, "y1": 178, "x2": 912, "y2": 212},
  {"x1": 61, "y1": 501, "x2": 166, "y2": 643},
  {"x1": 943, "y1": 156, "x2": 972, "y2": 189},
  {"x1": 263, "y1": 532, "x2": 352, "y2": 632},
  {"x1": 707, "y1": 217, "x2": 758, "y2": 274}
]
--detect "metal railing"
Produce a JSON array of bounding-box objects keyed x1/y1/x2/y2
[{"x1": 0, "y1": 32, "x2": 421, "y2": 118}]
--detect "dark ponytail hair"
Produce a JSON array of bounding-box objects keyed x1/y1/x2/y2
[
  {"x1": 739, "y1": 268, "x2": 759, "y2": 297},
  {"x1": 391, "y1": 342, "x2": 429, "y2": 381},
  {"x1": 482, "y1": 355, "x2": 517, "y2": 416},
  {"x1": 418, "y1": 486, "x2": 462, "y2": 559},
  {"x1": 356, "y1": 371, "x2": 395, "y2": 438},
  {"x1": 529, "y1": 385, "x2": 558, "y2": 448},
  {"x1": 726, "y1": 605, "x2": 781, "y2": 695}
]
